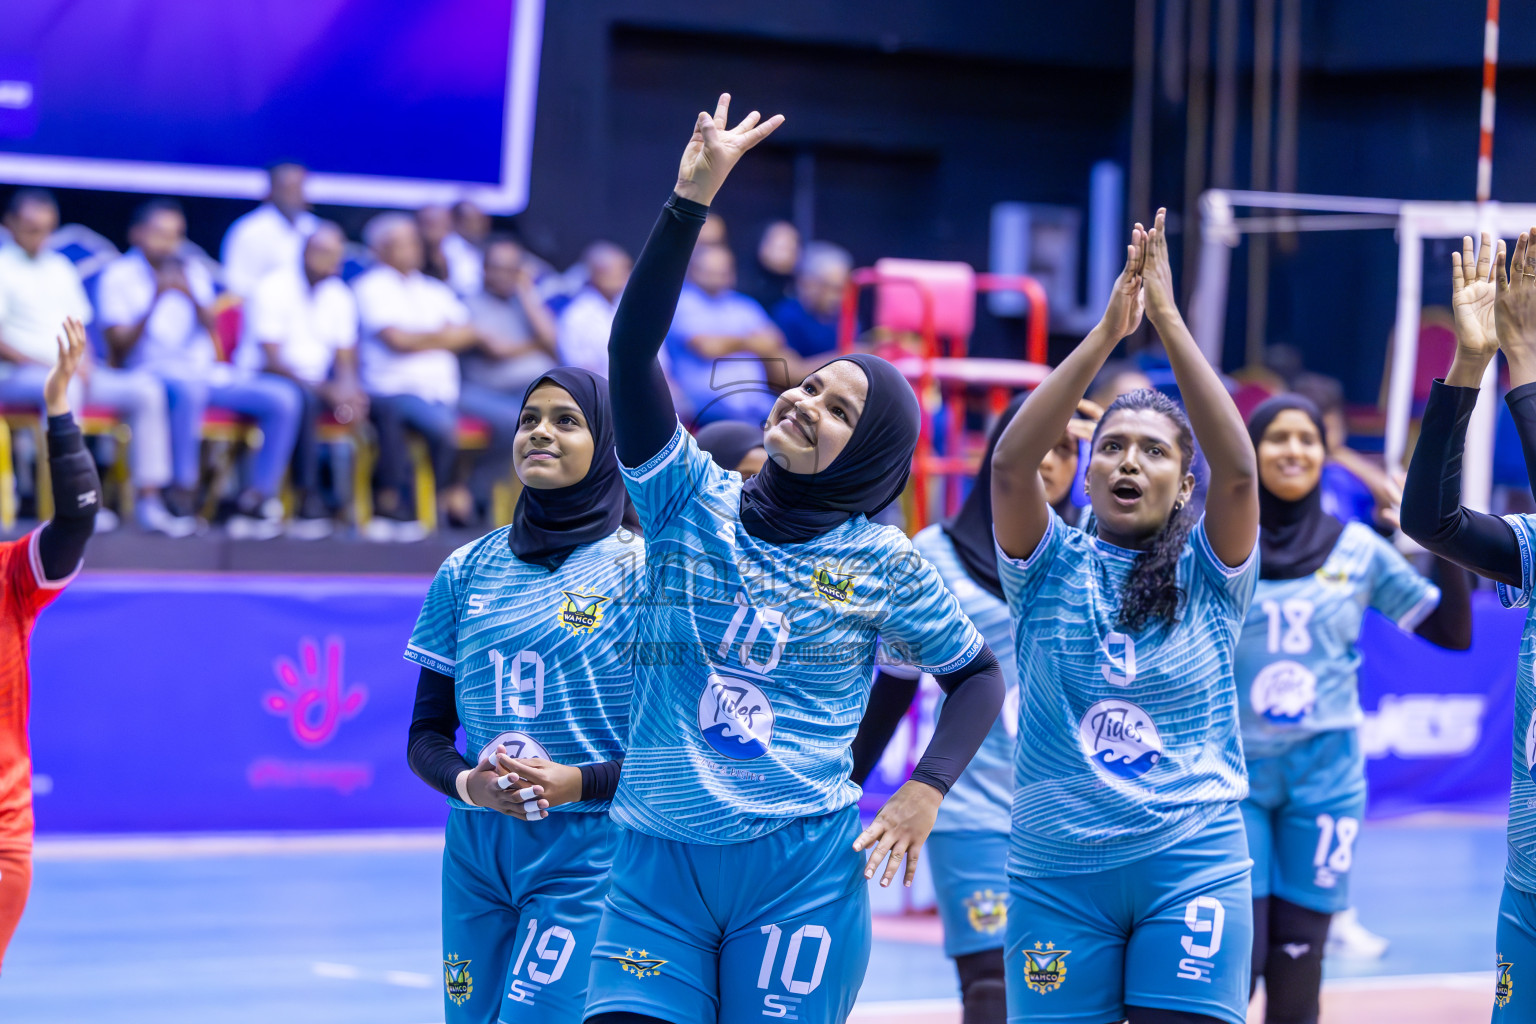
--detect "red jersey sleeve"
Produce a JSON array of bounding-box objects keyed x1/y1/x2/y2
[{"x1": 8, "y1": 527, "x2": 79, "y2": 622}]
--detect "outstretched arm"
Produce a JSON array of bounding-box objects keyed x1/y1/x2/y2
[
  {"x1": 1401, "y1": 233, "x2": 1522, "y2": 585},
  {"x1": 609, "y1": 95, "x2": 784, "y2": 467},
  {"x1": 1141, "y1": 209, "x2": 1257, "y2": 566},
  {"x1": 993, "y1": 225, "x2": 1147, "y2": 559},
  {"x1": 38, "y1": 318, "x2": 99, "y2": 581}
]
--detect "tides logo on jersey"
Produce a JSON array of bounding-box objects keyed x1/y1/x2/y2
[
  {"x1": 813, "y1": 567, "x2": 857, "y2": 604},
  {"x1": 1078, "y1": 698, "x2": 1164, "y2": 780},
  {"x1": 964, "y1": 890, "x2": 1006, "y2": 934},
  {"x1": 477, "y1": 731, "x2": 551, "y2": 766},
  {"x1": 444, "y1": 956, "x2": 473, "y2": 1006},
  {"x1": 1022, "y1": 942, "x2": 1070, "y2": 994},
  {"x1": 698, "y1": 674, "x2": 775, "y2": 760},
  {"x1": 557, "y1": 590, "x2": 609, "y2": 635},
  {"x1": 1250, "y1": 660, "x2": 1319, "y2": 725}
]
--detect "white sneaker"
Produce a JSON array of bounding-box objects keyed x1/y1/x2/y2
[
  {"x1": 136, "y1": 496, "x2": 199, "y2": 538},
  {"x1": 227, "y1": 497, "x2": 285, "y2": 541},
  {"x1": 392, "y1": 518, "x2": 428, "y2": 543},
  {"x1": 362, "y1": 517, "x2": 399, "y2": 543},
  {"x1": 94, "y1": 508, "x2": 120, "y2": 533},
  {"x1": 1327, "y1": 908, "x2": 1390, "y2": 960},
  {"x1": 286, "y1": 515, "x2": 334, "y2": 541}
]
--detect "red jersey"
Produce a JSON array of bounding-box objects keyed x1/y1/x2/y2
[{"x1": 0, "y1": 529, "x2": 74, "y2": 848}]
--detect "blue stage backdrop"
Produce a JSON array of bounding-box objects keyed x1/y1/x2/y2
[{"x1": 23, "y1": 576, "x2": 1527, "y2": 834}]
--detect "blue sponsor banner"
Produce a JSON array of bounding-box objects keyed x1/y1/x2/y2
[
  {"x1": 861, "y1": 592, "x2": 1525, "y2": 821},
  {"x1": 29, "y1": 573, "x2": 447, "y2": 833}
]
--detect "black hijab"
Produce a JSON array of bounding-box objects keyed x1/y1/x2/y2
[
  {"x1": 943, "y1": 393, "x2": 1030, "y2": 602},
  {"x1": 738, "y1": 353, "x2": 920, "y2": 544},
  {"x1": 510, "y1": 367, "x2": 637, "y2": 571},
  {"x1": 694, "y1": 420, "x2": 765, "y2": 473},
  {"x1": 1248, "y1": 394, "x2": 1343, "y2": 581}
]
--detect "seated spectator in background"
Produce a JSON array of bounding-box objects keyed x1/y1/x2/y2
[
  {"x1": 458, "y1": 235, "x2": 558, "y2": 518},
  {"x1": 1290, "y1": 371, "x2": 1397, "y2": 529},
  {"x1": 354, "y1": 213, "x2": 496, "y2": 540},
  {"x1": 666, "y1": 244, "x2": 795, "y2": 427},
  {"x1": 557, "y1": 241, "x2": 632, "y2": 376},
  {"x1": 99, "y1": 199, "x2": 301, "y2": 539},
  {"x1": 240, "y1": 222, "x2": 367, "y2": 540},
  {"x1": 221, "y1": 163, "x2": 317, "y2": 300},
  {"x1": 0, "y1": 190, "x2": 194, "y2": 536},
  {"x1": 748, "y1": 220, "x2": 801, "y2": 311},
  {"x1": 771, "y1": 241, "x2": 853, "y2": 362},
  {"x1": 699, "y1": 211, "x2": 728, "y2": 248},
  {"x1": 442, "y1": 200, "x2": 491, "y2": 297},
  {"x1": 695, "y1": 419, "x2": 768, "y2": 479},
  {"x1": 417, "y1": 205, "x2": 456, "y2": 289}
]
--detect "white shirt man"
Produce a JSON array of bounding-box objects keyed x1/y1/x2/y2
[
  {"x1": 240, "y1": 264, "x2": 357, "y2": 385},
  {"x1": 221, "y1": 203, "x2": 320, "y2": 299},
  {"x1": 557, "y1": 285, "x2": 620, "y2": 377},
  {"x1": 96, "y1": 250, "x2": 219, "y2": 379},
  {"x1": 353, "y1": 266, "x2": 467, "y2": 405},
  {"x1": 0, "y1": 243, "x2": 92, "y2": 363}
]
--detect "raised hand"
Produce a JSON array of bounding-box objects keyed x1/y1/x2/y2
[
  {"x1": 674, "y1": 93, "x2": 786, "y2": 207},
  {"x1": 1452, "y1": 232, "x2": 1500, "y2": 363},
  {"x1": 1141, "y1": 208, "x2": 1180, "y2": 326},
  {"x1": 44, "y1": 317, "x2": 87, "y2": 416},
  {"x1": 1099, "y1": 222, "x2": 1146, "y2": 340},
  {"x1": 1498, "y1": 227, "x2": 1536, "y2": 387}
]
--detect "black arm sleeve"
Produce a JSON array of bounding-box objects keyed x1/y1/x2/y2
[
  {"x1": 1413, "y1": 556, "x2": 1473, "y2": 650},
  {"x1": 38, "y1": 412, "x2": 99, "y2": 582},
  {"x1": 910, "y1": 646, "x2": 1005, "y2": 796},
  {"x1": 1400, "y1": 379, "x2": 1522, "y2": 588},
  {"x1": 579, "y1": 755, "x2": 626, "y2": 803},
  {"x1": 609, "y1": 193, "x2": 709, "y2": 467},
  {"x1": 407, "y1": 666, "x2": 473, "y2": 799},
  {"x1": 1508, "y1": 381, "x2": 1536, "y2": 502},
  {"x1": 848, "y1": 668, "x2": 922, "y2": 786}
]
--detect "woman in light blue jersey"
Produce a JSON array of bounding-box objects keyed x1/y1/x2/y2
[
  {"x1": 1239, "y1": 394, "x2": 1470, "y2": 1024},
  {"x1": 1402, "y1": 231, "x2": 1536, "y2": 1024},
  {"x1": 991, "y1": 211, "x2": 1261, "y2": 1024},
  {"x1": 404, "y1": 367, "x2": 644, "y2": 1024},
  {"x1": 582, "y1": 95, "x2": 1005, "y2": 1024}
]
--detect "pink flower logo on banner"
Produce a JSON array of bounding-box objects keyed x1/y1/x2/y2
[{"x1": 262, "y1": 636, "x2": 368, "y2": 748}]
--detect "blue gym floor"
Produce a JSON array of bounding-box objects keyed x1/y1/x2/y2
[{"x1": 0, "y1": 821, "x2": 1507, "y2": 1024}]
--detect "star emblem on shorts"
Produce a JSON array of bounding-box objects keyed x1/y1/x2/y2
[{"x1": 611, "y1": 947, "x2": 667, "y2": 978}]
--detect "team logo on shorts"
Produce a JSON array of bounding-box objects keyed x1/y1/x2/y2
[
  {"x1": 610, "y1": 948, "x2": 667, "y2": 978},
  {"x1": 964, "y1": 890, "x2": 1006, "y2": 934},
  {"x1": 557, "y1": 591, "x2": 609, "y2": 635},
  {"x1": 444, "y1": 955, "x2": 473, "y2": 1006},
  {"x1": 813, "y1": 567, "x2": 857, "y2": 604},
  {"x1": 1250, "y1": 660, "x2": 1318, "y2": 725},
  {"x1": 698, "y1": 674, "x2": 775, "y2": 760},
  {"x1": 1022, "y1": 942, "x2": 1070, "y2": 994},
  {"x1": 1079, "y1": 698, "x2": 1163, "y2": 780},
  {"x1": 1498, "y1": 955, "x2": 1515, "y2": 1008},
  {"x1": 477, "y1": 731, "x2": 551, "y2": 766}
]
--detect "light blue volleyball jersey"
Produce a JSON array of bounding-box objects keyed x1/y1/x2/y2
[
  {"x1": 405, "y1": 526, "x2": 643, "y2": 814},
  {"x1": 1235, "y1": 522, "x2": 1439, "y2": 759},
  {"x1": 1494, "y1": 514, "x2": 1536, "y2": 893},
  {"x1": 996, "y1": 509, "x2": 1259, "y2": 877},
  {"x1": 612, "y1": 422, "x2": 985, "y2": 845},
  {"x1": 911, "y1": 524, "x2": 1017, "y2": 836}
]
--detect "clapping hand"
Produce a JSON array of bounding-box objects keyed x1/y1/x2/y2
[
  {"x1": 1452, "y1": 232, "x2": 1501, "y2": 364},
  {"x1": 1141, "y1": 208, "x2": 1180, "y2": 327},
  {"x1": 674, "y1": 93, "x2": 785, "y2": 207},
  {"x1": 1098, "y1": 222, "x2": 1146, "y2": 340},
  {"x1": 1498, "y1": 228, "x2": 1536, "y2": 375},
  {"x1": 44, "y1": 317, "x2": 87, "y2": 416}
]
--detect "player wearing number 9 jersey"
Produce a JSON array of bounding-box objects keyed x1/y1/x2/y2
[
  {"x1": 405, "y1": 368, "x2": 643, "y2": 1024},
  {"x1": 1236, "y1": 394, "x2": 1469, "y2": 1024},
  {"x1": 992, "y1": 211, "x2": 1261, "y2": 1024},
  {"x1": 583, "y1": 96, "x2": 1004, "y2": 1024}
]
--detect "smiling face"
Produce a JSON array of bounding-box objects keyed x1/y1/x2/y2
[
  {"x1": 1257, "y1": 408, "x2": 1325, "y2": 502},
  {"x1": 763, "y1": 360, "x2": 869, "y2": 475},
  {"x1": 1086, "y1": 407, "x2": 1194, "y2": 549},
  {"x1": 1038, "y1": 430, "x2": 1079, "y2": 507},
  {"x1": 514, "y1": 384, "x2": 595, "y2": 489}
]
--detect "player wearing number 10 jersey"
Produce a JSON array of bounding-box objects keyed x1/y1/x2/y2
[
  {"x1": 406, "y1": 368, "x2": 642, "y2": 1024},
  {"x1": 584, "y1": 96, "x2": 1004, "y2": 1024},
  {"x1": 1235, "y1": 395, "x2": 1469, "y2": 1024}
]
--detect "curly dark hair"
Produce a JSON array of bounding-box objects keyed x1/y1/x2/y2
[{"x1": 1090, "y1": 388, "x2": 1196, "y2": 633}]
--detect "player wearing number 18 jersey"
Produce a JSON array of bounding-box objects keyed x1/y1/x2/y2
[
  {"x1": 406, "y1": 368, "x2": 642, "y2": 1024},
  {"x1": 584, "y1": 96, "x2": 1004, "y2": 1024},
  {"x1": 1236, "y1": 395, "x2": 1469, "y2": 1024},
  {"x1": 992, "y1": 211, "x2": 1260, "y2": 1024}
]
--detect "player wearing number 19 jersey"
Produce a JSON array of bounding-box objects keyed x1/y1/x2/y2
[
  {"x1": 587, "y1": 106, "x2": 1003, "y2": 1024},
  {"x1": 405, "y1": 369, "x2": 642, "y2": 1024}
]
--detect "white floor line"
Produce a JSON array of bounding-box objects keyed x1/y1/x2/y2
[{"x1": 34, "y1": 829, "x2": 445, "y2": 860}]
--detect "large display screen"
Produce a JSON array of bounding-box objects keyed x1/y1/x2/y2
[{"x1": 0, "y1": 0, "x2": 542, "y2": 211}]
